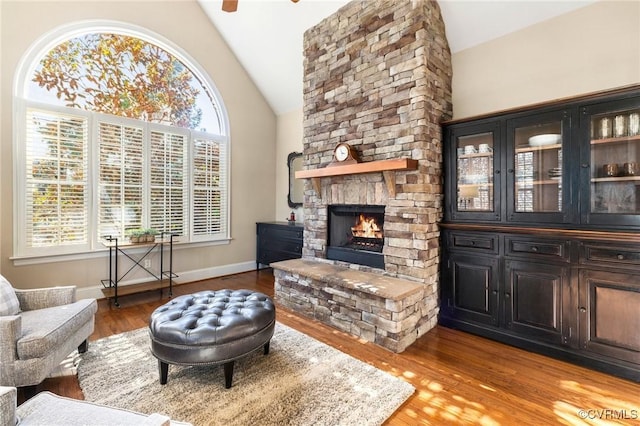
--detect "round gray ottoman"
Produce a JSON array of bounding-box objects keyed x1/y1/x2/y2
[{"x1": 149, "y1": 289, "x2": 275, "y2": 388}]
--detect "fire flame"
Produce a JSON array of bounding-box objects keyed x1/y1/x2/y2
[{"x1": 351, "y1": 214, "x2": 383, "y2": 239}]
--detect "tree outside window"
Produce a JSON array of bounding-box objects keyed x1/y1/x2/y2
[{"x1": 16, "y1": 27, "x2": 228, "y2": 257}]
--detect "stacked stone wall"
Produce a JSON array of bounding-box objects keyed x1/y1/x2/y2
[
  {"x1": 294, "y1": 0, "x2": 452, "y2": 348},
  {"x1": 273, "y1": 259, "x2": 439, "y2": 352}
]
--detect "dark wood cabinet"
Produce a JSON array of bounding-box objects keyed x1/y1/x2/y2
[
  {"x1": 442, "y1": 252, "x2": 500, "y2": 327},
  {"x1": 441, "y1": 86, "x2": 640, "y2": 382},
  {"x1": 579, "y1": 96, "x2": 640, "y2": 228},
  {"x1": 445, "y1": 87, "x2": 640, "y2": 228},
  {"x1": 256, "y1": 222, "x2": 303, "y2": 269},
  {"x1": 445, "y1": 121, "x2": 502, "y2": 222},
  {"x1": 579, "y1": 268, "x2": 640, "y2": 368},
  {"x1": 504, "y1": 259, "x2": 570, "y2": 346},
  {"x1": 504, "y1": 109, "x2": 573, "y2": 224}
]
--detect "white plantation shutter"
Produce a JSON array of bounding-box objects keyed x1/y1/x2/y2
[
  {"x1": 17, "y1": 105, "x2": 228, "y2": 257},
  {"x1": 97, "y1": 120, "x2": 144, "y2": 239},
  {"x1": 24, "y1": 108, "x2": 88, "y2": 251},
  {"x1": 150, "y1": 129, "x2": 188, "y2": 236},
  {"x1": 16, "y1": 28, "x2": 231, "y2": 259},
  {"x1": 192, "y1": 136, "x2": 228, "y2": 239}
]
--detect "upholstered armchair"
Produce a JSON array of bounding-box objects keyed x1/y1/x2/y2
[
  {"x1": 0, "y1": 275, "x2": 97, "y2": 390},
  {"x1": 0, "y1": 387, "x2": 192, "y2": 426}
]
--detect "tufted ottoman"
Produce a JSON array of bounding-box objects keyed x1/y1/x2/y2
[{"x1": 149, "y1": 289, "x2": 275, "y2": 389}]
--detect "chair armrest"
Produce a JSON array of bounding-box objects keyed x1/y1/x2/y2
[
  {"x1": 14, "y1": 286, "x2": 76, "y2": 311},
  {"x1": 0, "y1": 316, "x2": 21, "y2": 363},
  {"x1": 0, "y1": 386, "x2": 17, "y2": 426}
]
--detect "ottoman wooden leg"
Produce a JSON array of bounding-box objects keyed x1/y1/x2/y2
[
  {"x1": 159, "y1": 360, "x2": 169, "y2": 385},
  {"x1": 224, "y1": 361, "x2": 235, "y2": 389},
  {"x1": 264, "y1": 341, "x2": 270, "y2": 355}
]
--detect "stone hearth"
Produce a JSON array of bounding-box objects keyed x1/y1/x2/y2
[
  {"x1": 273, "y1": 0, "x2": 452, "y2": 352},
  {"x1": 273, "y1": 259, "x2": 436, "y2": 352}
]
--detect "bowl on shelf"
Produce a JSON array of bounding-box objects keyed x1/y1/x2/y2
[
  {"x1": 528, "y1": 134, "x2": 562, "y2": 147},
  {"x1": 548, "y1": 168, "x2": 562, "y2": 179}
]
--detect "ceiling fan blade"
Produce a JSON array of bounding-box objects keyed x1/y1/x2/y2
[
  {"x1": 222, "y1": 0, "x2": 238, "y2": 12},
  {"x1": 222, "y1": 0, "x2": 299, "y2": 13}
]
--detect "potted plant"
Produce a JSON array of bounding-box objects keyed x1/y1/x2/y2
[
  {"x1": 126, "y1": 229, "x2": 145, "y2": 243},
  {"x1": 143, "y1": 228, "x2": 159, "y2": 243}
]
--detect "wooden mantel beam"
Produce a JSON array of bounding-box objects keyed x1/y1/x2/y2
[
  {"x1": 295, "y1": 158, "x2": 418, "y2": 198},
  {"x1": 295, "y1": 158, "x2": 417, "y2": 179}
]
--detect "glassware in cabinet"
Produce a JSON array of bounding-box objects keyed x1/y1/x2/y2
[
  {"x1": 513, "y1": 121, "x2": 563, "y2": 213},
  {"x1": 589, "y1": 107, "x2": 640, "y2": 214},
  {"x1": 456, "y1": 132, "x2": 494, "y2": 212}
]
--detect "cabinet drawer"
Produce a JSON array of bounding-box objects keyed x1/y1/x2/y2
[
  {"x1": 581, "y1": 243, "x2": 640, "y2": 267},
  {"x1": 256, "y1": 222, "x2": 303, "y2": 269},
  {"x1": 447, "y1": 232, "x2": 498, "y2": 254},
  {"x1": 257, "y1": 248, "x2": 301, "y2": 266},
  {"x1": 259, "y1": 239, "x2": 302, "y2": 255},
  {"x1": 506, "y1": 237, "x2": 569, "y2": 262},
  {"x1": 259, "y1": 226, "x2": 303, "y2": 241}
]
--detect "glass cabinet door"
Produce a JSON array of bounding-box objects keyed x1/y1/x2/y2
[
  {"x1": 582, "y1": 97, "x2": 640, "y2": 226},
  {"x1": 506, "y1": 111, "x2": 571, "y2": 223},
  {"x1": 448, "y1": 122, "x2": 500, "y2": 221},
  {"x1": 457, "y1": 133, "x2": 494, "y2": 211}
]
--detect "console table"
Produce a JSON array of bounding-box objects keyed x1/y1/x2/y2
[
  {"x1": 256, "y1": 222, "x2": 303, "y2": 270},
  {"x1": 101, "y1": 233, "x2": 177, "y2": 307}
]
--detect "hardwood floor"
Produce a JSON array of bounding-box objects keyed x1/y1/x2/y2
[{"x1": 25, "y1": 269, "x2": 640, "y2": 425}]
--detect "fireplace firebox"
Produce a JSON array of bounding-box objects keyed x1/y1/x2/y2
[{"x1": 327, "y1": 204, "x2": 385, "y2": 269}]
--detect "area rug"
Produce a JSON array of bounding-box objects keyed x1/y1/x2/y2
[{"x1": 78, "y1": 322, "x2": 415, "y2": 425}]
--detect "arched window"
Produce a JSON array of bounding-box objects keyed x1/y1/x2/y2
[{"x1": 14, "y1": 22, "x2": 229, "y2": 258}]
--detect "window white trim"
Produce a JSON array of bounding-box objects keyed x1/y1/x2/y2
[
  {"x1": 13, "y1": 20, "x2": 231, "y2": 260},
  {"x1": 14, "y1": 99, "x2": 94, "y2": 257},
  {"x1": 14, "y1": 19, "x2": 230, "y2": 136}
]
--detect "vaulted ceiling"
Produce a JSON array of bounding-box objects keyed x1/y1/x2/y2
[{"x1": 198, "y1": 0, "x2": 596, "y2": 115}]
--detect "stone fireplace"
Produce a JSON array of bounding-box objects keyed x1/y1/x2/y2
[
  {"x1": 272, "y1": 0, "x2": 452, "y2": 352},
  {"x1": 327, "y1": 204, "x2": 385, "y2": 269}
]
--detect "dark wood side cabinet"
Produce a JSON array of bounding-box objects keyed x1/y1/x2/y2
[
  {"x1": 441, "y1": 85, "x2": 640, "y2": 382},
  {"x1": 256, "y1": 222, "x2": 303, "y2": 269}
]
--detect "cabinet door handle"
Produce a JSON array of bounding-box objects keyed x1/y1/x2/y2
[
  {"x1": 579, "y1": 307, "x2": 586, "y2": 313},
  {"x1": 581, "y1": 163, "x2": 589, "y2": 168},
  {"x1": 531, "y1": 246, "x2": 539, "y2": 252}
]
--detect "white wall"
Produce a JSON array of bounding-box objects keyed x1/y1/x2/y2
[
  {"x1": 0, "y1": 0, "x2": 277, "y2": 297},
  {"x1": 275, "y1": 109, "x2": 304, "y2": 223},
  {"x1": 451, "y1": 0, "x2": 640, "y2": 119}
]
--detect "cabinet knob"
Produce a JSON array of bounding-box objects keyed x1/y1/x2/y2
[
  {"x1": 531, "y1": 246, "x2": 539, "y2": 252},
  {"x1": 508, "y1": 169, "x2": 514, "y2": 174},
  {"x1": 492, "y1": 290, "x2": 498, "y2": 295},
  {"x1": 617, "y1": 254, "x2": 624, "y2": 260},
  {"x1": 579, "y1": 307, "x2": 586, "y2": 313},
  {"x1": 581, "y1": 163, "x2": 589, "y2": 168},
  {"x1": 495, "y1": 169, "x2": 501, "y2": 174},
  {"x1": 505, "y1": 293, "x2": 511, "y2": 298}
]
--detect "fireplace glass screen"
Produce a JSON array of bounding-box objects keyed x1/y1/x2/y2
[{"x1": 327, "y1": 204, "x2": 385, "y2": 269}]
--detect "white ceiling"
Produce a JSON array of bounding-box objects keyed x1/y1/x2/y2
[{"x1": 199, "y1": 0, "x2": 597, "y2": 115}]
